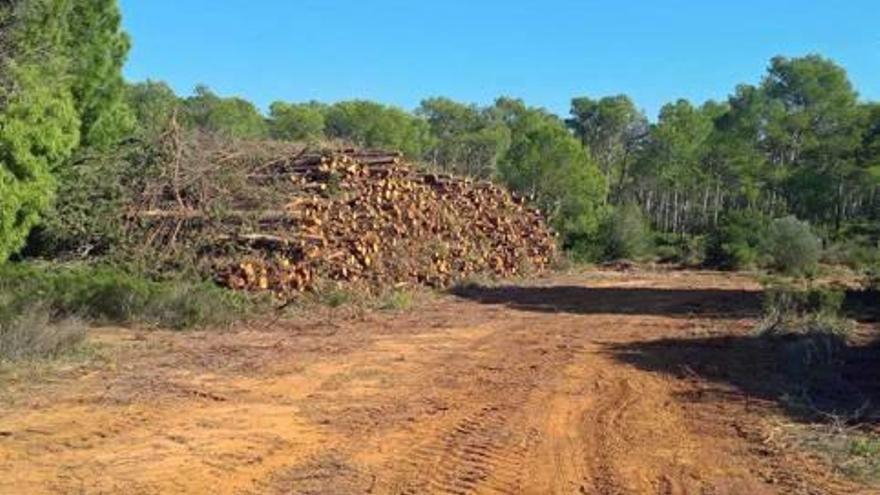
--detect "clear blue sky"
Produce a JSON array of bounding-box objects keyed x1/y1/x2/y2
[{"x1": 120, "y1": 1, "x2": 879, "y2": 119}]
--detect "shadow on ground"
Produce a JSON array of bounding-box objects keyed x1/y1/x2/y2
[
  {"x1": 845, "y1": 290, "x2": 880, "y2": 323},
  {"x1": 451, "y1": 284, "x2": 763, "y2": 318},
  {"x1": 607, "y1": 334, "x2": 880, "y2": 424},
  {"x1": 453, "y1": 282, "x2": 880, "y2": 423}
]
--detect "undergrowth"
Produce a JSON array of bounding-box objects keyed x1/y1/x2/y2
[
  {"x1": 784, "y1": 422, "x2": 880, "y2": 486},
  {"x1": 755, "y1": 278, "x2": 880, "y2": 484},
  {"x1": 756, "y1": 278, "x2": 866, "y2": 412},
  {"x1": 757, "y1": 277, "x2": 851, "y2": 336},
  {"x1": 286, "y1": 278, "x2": 426, "y2": 319},
  {"x1": 377, "y1": 287, "x2": 414, "y2": 311},
  {"x1": 0, "y1": 308, "x2": 88, "y2": 362},
  {"x1": 0, "y1": 262, "x2": 257, "y2": 335}
]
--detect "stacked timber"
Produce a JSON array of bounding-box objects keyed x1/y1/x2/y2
[{"x1": 131, "y1": 143, "x2": 556, "y2": 298}]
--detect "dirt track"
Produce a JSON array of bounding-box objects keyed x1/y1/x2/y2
[{"x1": 0, "y1": 269, "x2": 873, "y2": 494}]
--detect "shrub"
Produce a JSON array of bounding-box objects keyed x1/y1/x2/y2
[
  {"x1": 653, "y1": 244, "x2": 679, "y2": 263},
  {"x1": 787, "y1": 426, "x2": 880, "y2": 485},
  {"x1": 0, "y1": 308, "x2": 87, "y2": 361},
  {"x1": 759, "y1": 283, "x2": 851, "y2": 361},
  {"x1": 377, "y1": 288, "x2": 414, "y2": 311},
  {"x1": 763, "y1": 216, "x2": 821, "y2": 275},
  {"x1": 865, "y1": 265, "x2": 880, "y2": 293},
  {"x1": 315, "y1": 286, "x2": 355, "y2": 308},
  {"x1": 849, "y1": 437, "x2": 880, "y2": 458},
  {"x1": 0, "y1": 262, "x2": 252, "y2": 330},
  {"x1": 679, "y1": 235, "x2": 707, "y2": 266},
  {"x1": 822, "y1": 237, "x2": 880, "y2": 269},
  {"x1": 705, "y1": 210, "x2": 769, "y2": 270},
  {"x1": 654, "y1": 233, "x2": 706, "y2": 266},
  {"x1": 139, "y1": 281, "x2": 252, "y2": 330},
  {"x1": 564, "y1": 234, "x2": 605, "y2": 263},
  {"x1": 26, "y1": 149, "x2": 132, "y2": 258},
  {"x1": 601, "y1": 204, "x2": 652, "y2": 260},
  {"x1": 761, "y1": 283, "x2": 846, "y2": 322},
  {"x1": 557, "y1": 203, "x2": 611, "y2": 263},
  {"x1": 758, "y1": 282, "x2": 853, "y2": 388}
]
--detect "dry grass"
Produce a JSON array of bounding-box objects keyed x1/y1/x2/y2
[
  {"x1": 0, "y1": 308, "x2": 88, "y2": 362},
  {"x1": 376, "y1": 288, "x2": 415, "y2": 311},
  {"x1": 780, "y1": 420, "x2": 880, "y2": 486}
]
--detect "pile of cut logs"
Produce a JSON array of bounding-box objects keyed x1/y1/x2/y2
[{"x1": 132, "y1": 145, "x2": 556, "y2": 298}]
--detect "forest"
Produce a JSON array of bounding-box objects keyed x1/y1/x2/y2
[{"x1": 97, "y1": 63, "x2": 880, "y2": 269}]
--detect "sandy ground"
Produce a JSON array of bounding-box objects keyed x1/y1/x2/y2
[{"x1": 0, "y1": 268, "x2": 874, "y2": 494}]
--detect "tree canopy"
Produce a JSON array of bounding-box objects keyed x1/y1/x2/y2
[
  {"x1": 417, "y1": 97, "x2": 511, "y2": 178},
  {"x1": 323, "y1": 100, "x2": 433, "y2": 158},
  {"x1": 65, "y1": 0, "x2": 133, "y2": 148},
  {"x1": 268, "y1": 101, "x2": 326, "y2": 142},
  {"x1": 567, "y1": 95, "x2": 647, "y2": 200},
  {"x1": 495, "y1": 98, "x2": 607, "y2": 244},
  {"x1": 183, "y1": 85, "x2": 268, "y2": 139},
  {"x1": 126, "y1": 80, "x2": 180, "y2": 139},
  {"x1": 0, "y1": 0, "x2": 81, "y2": 261}
]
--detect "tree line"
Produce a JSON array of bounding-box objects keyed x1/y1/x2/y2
[
  {"x1": 120, "y1": 57, "x2": 880, "y2": 262},
  {"x1": 2, "y1": 0, "x2": 879, "y2": 267}
]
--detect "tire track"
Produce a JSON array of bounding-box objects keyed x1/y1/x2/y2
[
  {"x1": 390, "y1": 403, "x2": 535, "y2": 495},
  {"x1": 382, "y1": 324, "x2": 562, "y2": 494},
  {"x1": 580, "y1": 376, "x2": 639, "y2": 495}
]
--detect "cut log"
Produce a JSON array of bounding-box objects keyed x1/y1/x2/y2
[{"x1": 130, "y1": 146, "x2": 557, "y2": 299}]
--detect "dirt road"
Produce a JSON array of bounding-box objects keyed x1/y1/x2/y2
[{"x1": 0, "y1": 269, "x2": 871, "y2": 494}]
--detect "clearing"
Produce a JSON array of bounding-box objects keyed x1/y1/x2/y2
[{"x1": 1, "y1": 268, "x2": 877, "y2": 494}]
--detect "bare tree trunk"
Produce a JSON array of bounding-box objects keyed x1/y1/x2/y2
[
  {"x1": 672, "y1": 189, "x2": 679, "y2": 234},
  {"x1": 702, "y1": 185, "x2": 710, "y2": 228},
  {"x1": 834, "y1": 182, "x2": 844, "y2": 234},
  {"x1": 664, "y1": 191, "x2": 669, "y2": 233}
]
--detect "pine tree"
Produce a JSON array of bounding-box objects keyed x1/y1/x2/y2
[
  {"x1": 0, "y1": 0, "x2": 133, "y2": 261},
  {"x1": 0, "y1": 0, "x2": 80, "y2": 261},
  {"x1": 65, "y1": 0, "x2": 134, "y2": 147}
]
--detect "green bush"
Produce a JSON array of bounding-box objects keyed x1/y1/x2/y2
[
  {"x1": 763, "y1": 216, "x2": 821, "y2": 275},
  {"x1": 822, "y1": 237, "x2": 880, "y2": 269},
  {"x1": 564, "y1": 234, "x2": 605, "y2": 263},
  {"x1": 653, "y1": 244, "x2": 679, "y2": 263},
  {"x1": 23, "y1": 137, "x2": 166, "y2": 259},
  {"x1": 305, "y1": 279, "x2": 361, "y2": 309},
  {"x1": 0, "y1": 262, "x2": 252, "y2": 330},
  {"x1": 377, "y1": 288, "x2": 414, "y2": 311},
  {"x1": 601, "y1": 204, "x2": 652, "y2": 260},
  {"x1": 142, "y1": 282, "x2": 252, "y2": 330},
  {"x1": 679, "y1": 235, "x2": 707, "y2": 266},
  {"x1": 705, "y1": 210, "x2": 769, "y2": 270},
  {"x1": 654, "y1": 233, "x2": 706, "y2": 266}
]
